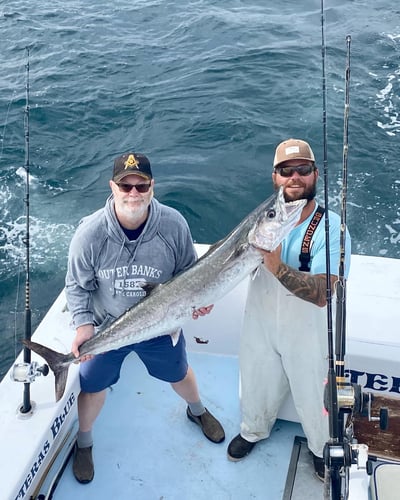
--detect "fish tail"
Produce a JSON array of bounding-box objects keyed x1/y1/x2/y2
[{"x1": 23, "y1": 339, "x2": 71, "y2": 402}]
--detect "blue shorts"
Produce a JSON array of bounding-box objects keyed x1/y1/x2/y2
[{"x1": 79, "y1": 331, "x2": 188, "y2": 393}]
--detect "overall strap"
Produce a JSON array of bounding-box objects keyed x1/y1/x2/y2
[{"x1": 298, "y1": 205, "x2": 325, "y2": 272}]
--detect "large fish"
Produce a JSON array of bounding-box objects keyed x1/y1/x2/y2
[{"x1": 24, "y1": 187, "x2": 306, "y2": 401}]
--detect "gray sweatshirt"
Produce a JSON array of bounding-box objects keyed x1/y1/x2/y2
[{"x1": 65, "y1": 195, "x2": 196, "y2": 330}]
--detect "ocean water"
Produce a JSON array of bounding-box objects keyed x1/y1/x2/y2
[{"x1": 0, "y1": 0, "x2": 399, "y2": 379}]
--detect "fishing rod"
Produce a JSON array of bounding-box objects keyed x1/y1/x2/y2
[
  {"x1": 335, "y1": 35, "x2": 351, "y2": 393},
  {"x1": 21, "y1": 47, "x2": 33, "y2": 414},
  {"x1": 319, "y1": 0, "x2": 339, "y2": 446},
  {"x1": 320, "y1": 0, "x2": 340, "y2": 466},
  {"x1": 320, "y1": 1, "x2": 354, "y2": 497},
  {"x1": 321, "y1": 14, "x2": 373, "y2": 500},
  {"x1": 322, "y1": 27, "x2": 390, "y2": 499},
  {"x1": 11, "y1": 48, "x2": 49, "y2": 412},
  {"x1": 327, "y1": 33, "x2": 354, "y2": 500}
]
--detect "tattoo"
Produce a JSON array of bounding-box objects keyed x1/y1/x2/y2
[{"x1": 275, "y1": 263, "x2": 327, "y2": 307}]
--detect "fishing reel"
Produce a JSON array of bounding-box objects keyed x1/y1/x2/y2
[
  {"x1": 337, "y1": 382, "x2": 389, "y2": 430},
  {"x1": 10, "y1": 361, "x2": 49, "y2": 384},
  {"x1": 323, "y1": 381, "x2": 389, "y2": 494},
  {"x1": 323, "y1": 380, "x2": 389, "y2": 472}
]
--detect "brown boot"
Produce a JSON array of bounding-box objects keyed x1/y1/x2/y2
[
  {"x1": 73, "y1": 444, "x2": 94, "y2": 484},
  {"x1": 186, "y1": 407, "x2": 225, "y2": 443},
  {"x1": 227, "y1": 434, "x2": 256, "y2": 461}
]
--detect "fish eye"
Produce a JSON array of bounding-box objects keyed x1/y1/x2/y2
[{"x1": 266, "y1": 209, "x2": 276, "y2": 219}]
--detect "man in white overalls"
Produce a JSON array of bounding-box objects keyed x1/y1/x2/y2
[{"x1": 227, "y1": 138, "x2": 351, "y2": 479}]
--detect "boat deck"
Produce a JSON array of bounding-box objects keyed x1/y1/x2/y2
[
  {"x1": 4, "y1": 253, "x2": 400, "y2": 499},
  {"x1": 53, "y1": 351, "x2": 323, "y2": 500}
]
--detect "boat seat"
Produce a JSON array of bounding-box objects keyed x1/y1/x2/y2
[{"x1": 370, "y1": 462, "x2": 400, "y2": 500}]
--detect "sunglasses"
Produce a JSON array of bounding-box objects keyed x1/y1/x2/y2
[
  {"x1": 116, "y1": 182, "x2": 152, "y2": 193},
  {"x1": 274, "y1": 164, "x2": 315, "y2": 177}
]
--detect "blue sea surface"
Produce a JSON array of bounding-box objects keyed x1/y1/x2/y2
[{"x1": 0, "y1": 0, "x2": 399, "y2": 378}]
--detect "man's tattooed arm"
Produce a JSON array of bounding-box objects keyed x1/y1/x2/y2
[{"x1": 274, "y1": 263, "x2": 336, "y2": 307}]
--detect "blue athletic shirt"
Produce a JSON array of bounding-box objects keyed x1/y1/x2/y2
[{"x1": 280, "y1": 204, "x2": 351, "y2": 278}]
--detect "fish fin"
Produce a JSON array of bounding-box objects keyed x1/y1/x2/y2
[
  {"x1": 196, "y1": 238, "x2": 225, "y2": 261},
  {"x1": 233, "y1": 242, "x2": 248, "y2": 259},
  {"x1": 23, "y1": 340, "x2": 71, "y2": 402},
  {"x1": 55, "y1": 368, "x2": 69, "y2": 403}
]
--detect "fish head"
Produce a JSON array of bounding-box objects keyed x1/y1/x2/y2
[{"x1": 249, "y1": 187, "x2": 307, "y2": 251}]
